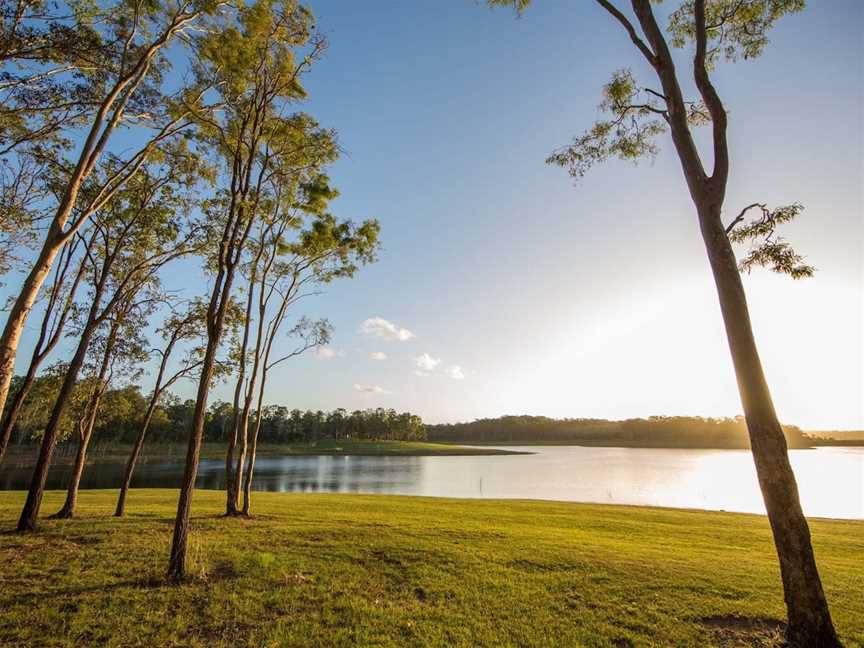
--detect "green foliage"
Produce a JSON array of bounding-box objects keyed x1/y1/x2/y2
[
  {"x1": 5, "y1": 363, "x2": 90, "y2": 443},
  {"x1": 290, "y1": 213, "x2": 380, "y2": 283},
  {"x1": 546, "y1": 69, "x2": 668, "y2": 178},
  {"x1": 667, "y1": 0, "x2": 805, "y2": 67},
  {"x1": 727, "y1": 203, "x2": 815, "y2": 278},
  {"x1": 485, "y1": 0, "x2": 532, "y2": 12}
]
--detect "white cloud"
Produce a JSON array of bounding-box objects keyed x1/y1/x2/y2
[
  {"x1": 316, "y1": 347, "x2": 338, "y2": 360},
  {"x1": 353, "y1": 383, "x2": 390, "y2": 394},
  {"x1": 413, "y1": 370, "x2": 430, "y2": 377},
  {"x1": 414, "y1": 352, "x2": 440, "y2": 373},
  {"x1": 446, "y1": 365, "x2": 465, "y2": 380},
  {"x1": 360, "y1": 317, "x2": 415, "y2": 342},
  {"x1": 369, "y1": 351, "x2": 387, "y2": 361}
]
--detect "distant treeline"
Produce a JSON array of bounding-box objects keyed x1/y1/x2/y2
[
  {"x1": 426, "y1": 415, "x2": 819, "y2": 449},
  {"x1": 804, "y1": 430, "x2": 864, "y2": 446},
  {"x1": 3, "y1": 376, "x2": 426, "y2": 449}
]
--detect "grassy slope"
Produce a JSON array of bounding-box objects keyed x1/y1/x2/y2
[{"x1": 0, "y1": 490, "x2": 861, "y2": 647}]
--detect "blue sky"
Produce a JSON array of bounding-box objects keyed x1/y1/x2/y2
[{"x1": 8, "y1": 0, "x2": 863, "y2": 428}]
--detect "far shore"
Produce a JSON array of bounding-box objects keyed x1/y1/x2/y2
[
  {"x1": 436, "y1": 438, "x2": 864, "y2": 450},
  {"x1": 0, "y1": 440, "x2": 530, "y2": 468},
  {"x1": 4, "y1": 437, "x2": 860, "y2": 469}
]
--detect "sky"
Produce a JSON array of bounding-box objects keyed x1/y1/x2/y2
[{"x1": 7, "y1": 0, "x2": 864, "y2": 429}]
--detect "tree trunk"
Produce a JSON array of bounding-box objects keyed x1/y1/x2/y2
[
  {"x1": 697, "y1": 203, "x2": 840, "y2": 648},
  {"x1": 0, "y1": 238, "x2": 89, "y2": 463},
  {"x1": 225, "y1": 266, "x2": 259, "y2": 516},
  {"x1": 241, "y1": 373, "x2": 267, "y2": 516},
  {"x1": 224, "y1": 372, "x2": 245, "y2": 515},
  {"x1": 115, "y1": 394, "x2": 159, "y2": 517},
  {"x1": 0, "y1": 233, "x2": 67, "y2": 433},
  {"x1": 166, "y1": 334, "x2": 219, "y2": 580},
  {"x1": 53, "y1": 395, "x2": 101, "y2": 519},
  {"x1": 232, "y1": 402, "x2": 254, "y2": 513},
  {"x1": 0, "y1": 371, "x2": 35, "y2": 462},
  {"x1": 53, "y1": 318, "x2": 115, "y2": 520},
  {"x1": 16, "y1": 314, "x2": 98, "y2": 531},
  {"x1": 51, "y1": 427, "x2": 89, "y2": 519}
]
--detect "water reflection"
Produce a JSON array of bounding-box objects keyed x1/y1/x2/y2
[{"x1": 1, "y1": 446, "x2": 861, "y2": 519}]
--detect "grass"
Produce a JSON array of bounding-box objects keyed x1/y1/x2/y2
[
  {"x1": 0, "y1": 490, "x2": 861, "y2": 647},
  {"x1": 1, "y1": 440, "x2": 525, "y2": 468}
]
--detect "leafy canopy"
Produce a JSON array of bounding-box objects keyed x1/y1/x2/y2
[{"x1": 491, "y1": 0, "x2": 811, "y2": 278}]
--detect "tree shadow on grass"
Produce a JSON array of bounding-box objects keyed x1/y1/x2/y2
[{"x1": 0, "y1": 575, "x2": 165, "y2": 608}]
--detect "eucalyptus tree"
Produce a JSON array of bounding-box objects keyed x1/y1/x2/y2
[
  {"x1": 0, "y1": 233, "x2": 91, "y2": 461},
  {"x1": 223, "y1": 219, "x2": 278, "y2": 516},
  {"x1": 0, "y1": 0, "x2": 98, "y2": 259},
  {"x1": 240, "y1": 318, "x2": 329, "y2": 514},
  {"x1": 239, "y1": 213, "x2": 380, "y2": 515},
  {"x1": 490, "y1": 1, "x2": 835, "y2": 644},
  {"x1": 166, "y1": 0, "x2": 330, "y2": 578},
  {"x1": 51, "y1": 295, "x2": 150, "y2": 519},
  {"x1": 0, "y1": 0, "x2": 225, "y2": 430},
  {"x1": 0, "y1": 0, "x2": 101, "y2": 155},
  {"x1": 224, "y1": 169, "x2": 339, "y2": 515},
  {"x1": 114, "y1": 300, "x2": 206, "y2": 517},
  {"x1": 17, "y1": 158, "x2": 201, "y2": 531}
]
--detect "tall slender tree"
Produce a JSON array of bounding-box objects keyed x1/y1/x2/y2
[
  {"x1": 239, "y1": 212, "x2": 380, "y2": 515},
  {"x1": 224, "y1": 174, "x2": 339, "y2": 513},
  {"x1": 114, "y1": 301, "x2": 205, "y2": 517},
  {"x1": 17, "y1": 159, "x2": 201, "y2": 531},
  {"x1": 0, "y1": 0, "x2": 223, "y2": 429},
  {"x1": 51, "y1": 295, "x2": 149, "y2": 519},
  {"x1": 0, "y1": 233, "x2": 91, "y2": 461},
  {"x1": 241, "y1": 317, "x2": 329, "y2": 514},
  {"x1": 166, "y1": 0, "x2": 329, "y2": 579},
  {"x1": 489, "y1": 1, "x2": 836, "y2": 645}
]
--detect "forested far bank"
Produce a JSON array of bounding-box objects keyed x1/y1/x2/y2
[
  {"x1": 7, "y1": 377, "x2": 857, "y2": 454},
  {"x1": 426, "y1": 415, "x2": 848, "y2": 449},
  {"x1": 1, "y1": 377, "x2": 425, "y2": 453}
]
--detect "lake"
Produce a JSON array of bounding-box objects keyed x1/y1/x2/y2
[{"x1": 1, "y1": 445, "x2": 862, "y2": 519}]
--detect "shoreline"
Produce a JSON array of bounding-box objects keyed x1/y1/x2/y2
[{"x1": 0, "y1": 440, "x2": 530, "y2": 468}]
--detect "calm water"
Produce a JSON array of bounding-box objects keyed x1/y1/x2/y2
[{"x1": 1, "y1": 446, "x2": 862, "y2": 519}]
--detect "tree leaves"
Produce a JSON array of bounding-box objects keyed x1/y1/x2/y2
[
  {"x1": 726, "y1": 202, "x2": 815, "y2": 278},
  {"x1": 546, "y1": 69, "x2": 668, "y2": 178},
  {"x1": 667, "y1": 0, "x2": 805, "y2": 67}
]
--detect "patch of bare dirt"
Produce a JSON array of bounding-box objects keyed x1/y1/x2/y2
[{"x1": 700, "y1": 615, "x2": 786, "y2": 647}]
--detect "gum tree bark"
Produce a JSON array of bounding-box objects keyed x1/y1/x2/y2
[
  {"x1": 167, "y1": 225, "x2": 249, "y2": 577},
  {"x1": 619, "y1": 2, "x2": 839, "y2": 644},
  {"x1": 51, "y1": 320, "x2": 118, "y2": 519},
  {"x1": 224, "y1": 263, "x2": 257, "y2": 516},
  {"x1": 227, "y1": 224, "x2": 278, "y2": 514},
  {"x1": 697, "y1": 202, "x2": 839, "y2": 646}
]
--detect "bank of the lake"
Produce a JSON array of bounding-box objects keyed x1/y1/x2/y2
[
  {"x1": 2, "y1": 446, "x2": 862, "y2": 519},
  {"x1": 0, "y1": 490, "x2": 861, "y2": 647},
  {"x1": 0, "y1": 440, "x2": 526, "y2": 468}
]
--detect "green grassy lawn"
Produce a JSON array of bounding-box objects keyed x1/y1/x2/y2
[{"x1": 0, "y1": 491, "x2": 861, "y2": 647}]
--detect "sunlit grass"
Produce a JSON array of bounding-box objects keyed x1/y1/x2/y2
[{"x1": 0, "y1": 490, "x2": 861, "y2": 647}]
